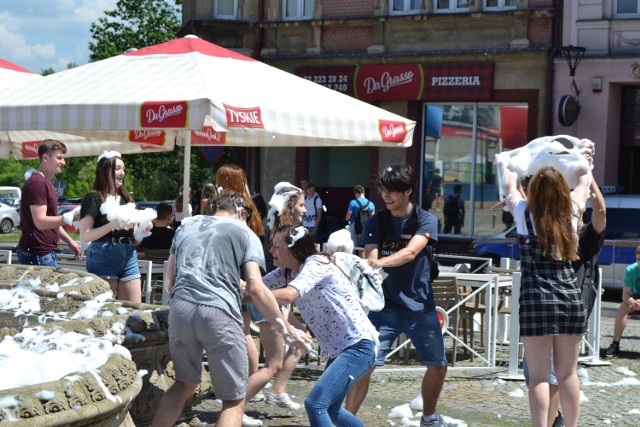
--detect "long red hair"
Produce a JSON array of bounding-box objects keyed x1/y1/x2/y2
[
  {"x1": 527, "y1": 166, "x2": 579, "y2": 261},
  {"x1": 216, "y1": 164, "x2": 265, "y2": 236}
]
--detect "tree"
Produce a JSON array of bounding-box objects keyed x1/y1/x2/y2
[
  {"x1": 88, "y1": 0, "x2": 183, "y2": 62},
  {"x1": 87, "y1": 0, "x2": 219, "y2": 201}
]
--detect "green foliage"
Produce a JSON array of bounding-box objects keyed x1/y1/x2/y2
[
  {"x1": 57, "y1": 157, "x2": 98, "y2": 198},
  {"x1": 89, "y1": 0, "x2": 183, "y2": 62},
  {"x1": 0, "y1": 158, "x2": 38, "y2": 186},
  {"x1": 40, "y1": 67, "x2": 55, "y2": 76},
  {"x1": 122, "y1": 146, "x2": 222, "y2": 201}
]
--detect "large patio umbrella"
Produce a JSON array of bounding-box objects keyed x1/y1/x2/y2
[
  {"x1": 0, "y1": 35, "x2": 415, "y2": 202},
  {"x1": 0, "y1": 59, "x2": 174, "y2": 160}
]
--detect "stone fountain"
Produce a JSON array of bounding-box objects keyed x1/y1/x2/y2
[{"x1": 0, "y1": 265, "x2": 211, "y2": 426}]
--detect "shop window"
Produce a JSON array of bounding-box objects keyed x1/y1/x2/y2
[
  {"x1": 421, "y1": 103, "x2": 528, "y2": 236},
  {"x1": 434, "y1": 0, "x2": 470, "y2": 13},
  {"x1": 389, "y1": 0, "x2": 421, "y2": 15},
  {"x1": 483, "y1": 0, "x2": 516, "y2": 11},
  {"x1": 214, "y1": 0, "x2": 238, "y2": 19},
  {"x1": 615, "y1": 0, "x2": 640, "y2": 16},
  {"x1": 283, "y1": 0, "x2": 314, "y2": 20}
]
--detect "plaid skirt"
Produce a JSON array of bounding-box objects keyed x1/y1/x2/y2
[{"x1": 518, "y1": 213, "x2": 585, "y2": 337}]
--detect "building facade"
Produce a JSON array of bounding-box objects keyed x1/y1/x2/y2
[
  {"x1": 555, "y1": 0, "x2": 640, "y2": 194},
  {"x1": 181, "y1": 0, "x2": 562, "y2": 237}
]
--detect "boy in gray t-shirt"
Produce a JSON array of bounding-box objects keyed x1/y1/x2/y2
[{"x1": 151, "y1": 190, "x2": 310, "y2": 427}]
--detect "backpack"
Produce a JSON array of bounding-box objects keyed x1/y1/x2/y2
[
  {"x1": 377, "y1": 206, "x2": 439, "y2": 282},
  {"x1": 354, "y1": 198, "x2": 372, "y2": 235},
  {"x1": 332, "y1": 252, "x2": 385, "y2": 313}
]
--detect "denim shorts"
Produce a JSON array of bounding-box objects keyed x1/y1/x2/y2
[
  {"x1": 86, "y1": 242, "x2": 140, "y2": 282},
  {"x1": 16, "y1": 247, "x2": 57, "y2": 267},
  {"x1": 369, "y1": 307, "x2": 447, "y2": 366}
]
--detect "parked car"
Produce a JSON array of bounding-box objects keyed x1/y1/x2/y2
[
  {"x1": 0, "y1": 202, "x2": 20, "y2": 234},
  {"x1": 0, "y1": 186, "x2": 21, "y2": 207},
  {"x1": 471, "y1": 194, "x2": 640, "y2": 289}
]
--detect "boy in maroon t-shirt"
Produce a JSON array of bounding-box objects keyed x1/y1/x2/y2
[{"x1": 18, "y1": 139, "x2": 81, "y2": 266}]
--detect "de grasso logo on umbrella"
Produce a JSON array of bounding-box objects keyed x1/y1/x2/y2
[
  {"x1": 129, "y1": 130, "x2": 166, "y2": 146},
  {"x1": 224, "y1": 105, "x2": 264, "y2": 128},
  {"x1": 379, "y1": 120, "x2": 407, "y2": 143},
  {"x1": 192, "y1": 126, "x2": 226, "y2": 145},
  {"x1": 140, "y1": 101, "x2": 188, "y2": 128},
  {"x1": 22, "y1": 141, "x2": 41, "y2": 159}
]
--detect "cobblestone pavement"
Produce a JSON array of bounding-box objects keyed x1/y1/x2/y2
[{"x1": 188, "y1": 314, "x2": 640, "y2": 427}]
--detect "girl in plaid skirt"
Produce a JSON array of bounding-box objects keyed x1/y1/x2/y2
[{"x1": 505, "y1": 166, "x2": 591, "y2": 427}]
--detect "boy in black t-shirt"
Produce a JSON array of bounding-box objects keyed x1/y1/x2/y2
[{"x1": 138, "y1": 202, "x2": 175, "y2": 257}]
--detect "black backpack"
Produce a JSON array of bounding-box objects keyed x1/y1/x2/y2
[
  {"x1": 354, "y1": 198, "x2": 371, "y2": 235},
  {"x1": 377, "y1": 206, "x2": 439, "y2": 282}
]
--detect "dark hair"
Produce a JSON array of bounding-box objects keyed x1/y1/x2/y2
[
  {"x1": 212, "y1": 189, "x2": 250, "y2": 218},
  {"x1": 274, "y1": 224, "x2": 318, "y2": 265},
  {"x1": 155, "y1": 202, "x2": 173, "y2": 220},
  {"x1": 38, "y1": 139, "x2": 67, "y2": 160},
  {"x1": 93, "y1": 155, "x2": 133, "y2": 203},
  {"x1": 353, "y1": 185, "x2": 365, "y2": 196},
  {"x1": 453, "y1": 184, "x2": 462, "y2": 194},
  {"x1": 378, "y1": 165, "x2": 415, "y2": 196},
  {"x1": 175, "y1": 186, "x2": 189, "y2": 212}
]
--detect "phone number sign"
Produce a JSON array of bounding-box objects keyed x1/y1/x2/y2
[{"x1": 296, "y1": 66, "x2": 355, "y2": 95}]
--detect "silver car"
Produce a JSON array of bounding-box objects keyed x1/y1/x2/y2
[{"x1": 0, "y1": 202, "x2": 20, "y2": 233}]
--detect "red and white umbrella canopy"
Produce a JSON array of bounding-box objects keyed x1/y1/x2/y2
[
  {"x1": 0, "y1": 36, "x2": 415, "y2": 148},
  {"x1": 0, "y1": 59, "x2": 174, "y2": 160}
]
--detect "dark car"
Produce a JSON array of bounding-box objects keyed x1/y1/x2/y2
[{"x1": 472, "y1": 195, "x2": 640, "y2": 289}]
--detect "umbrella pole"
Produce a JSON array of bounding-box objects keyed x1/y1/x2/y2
[{"x1": 183, "y1": 131, "x2": 191, "y2": 215}]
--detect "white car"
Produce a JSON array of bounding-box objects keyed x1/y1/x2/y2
[{"x1": 0, "y1": 202, "x2": 20, "y2": 234}]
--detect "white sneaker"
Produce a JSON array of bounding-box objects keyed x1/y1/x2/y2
[
  {"x1": 264, "y1": 392, "x2": 302, "y2": 410},
  {"x1": 249, "y1": 391, "x2": 264, "y2": 402},
  {"x1": 420, "y1": 413, "x2": 452, "y2": 427},
  {"x1": 242, "y1": 413, "x2": 263, "y2": 426}
]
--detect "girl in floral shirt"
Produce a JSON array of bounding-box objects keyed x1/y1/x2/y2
[{"x1": 265, "y1": 224, "x2": 378, "y2": 427}]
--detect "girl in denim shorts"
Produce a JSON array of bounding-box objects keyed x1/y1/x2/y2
[{"x1": 79, "y1": 151, "x2": 141, "y2": 302}]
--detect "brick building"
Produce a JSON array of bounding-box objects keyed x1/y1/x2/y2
[{"x1": 180, "y1": 0, "x2": 563, "y2": 237}]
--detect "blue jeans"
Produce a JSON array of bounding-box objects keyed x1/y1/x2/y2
[
  {"x1": 16, "y1": 247, "x2": 57, "y2": 267},
  {"x1": 370, "y1": 307, "x2": 447, "y2": 366},
  {"x1": 305, "y1": 339, "x2": 376, "y2": 427}
]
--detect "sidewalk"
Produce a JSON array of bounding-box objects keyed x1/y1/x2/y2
[{"x1": 190, "y1": 315, "x2": 640, "y2": 426}]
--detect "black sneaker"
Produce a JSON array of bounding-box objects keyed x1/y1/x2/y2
[
  {"x1": 552, "y1": 411, "x2": 565, "y2": 427},
  {"x1": 605, "y1": 342, "x2": 620, "y2": 357}
]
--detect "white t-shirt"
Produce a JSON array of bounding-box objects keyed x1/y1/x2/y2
[
  {"x1": 263, "y1": 255, "x2": 378, "y2": 358},
  {"x1": 172, "y1": 201, "x2": 193, "y2": 221},
  {"x1": 302, "y1": 193, "x2": 323, "y2": 228}
]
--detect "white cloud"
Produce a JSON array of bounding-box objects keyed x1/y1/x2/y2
[{"x1": 0, "y1": 0, "x2": 118, "y2": 72}]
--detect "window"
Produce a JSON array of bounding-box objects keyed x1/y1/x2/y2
[
  {"x1": 283, "y1": 0, "x2": 314, "y2": 19},
  {"x1": 484, "y1": 0, "x2": 517, "y2": 11},
  {"x1": 389, "y1": 0, "x2": 420, "y2": 15},
  {"x1": 421, "y1": 103, "x2": 529, "y2": 236},
  {"x1": 214, "y1": 0, "x2": 237, "y2": 19},
  {"x1": 616, "y1": 0, "x2": 640, "y2": 16},
  {"x1": 434, "y1": 0, "x2": 470, "y2": 13}
]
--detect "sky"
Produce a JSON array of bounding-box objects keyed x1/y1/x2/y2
[{"x1": 0, "y1": 0, "x2": 118, "y2": 74}]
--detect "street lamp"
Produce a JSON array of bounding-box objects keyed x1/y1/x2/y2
[
  {"x1": 562, "y1": 45, "x2": 586, "y2": 95},
  {"x1": 558, "y1": 45, "x2": 586, "y2": 127}
]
